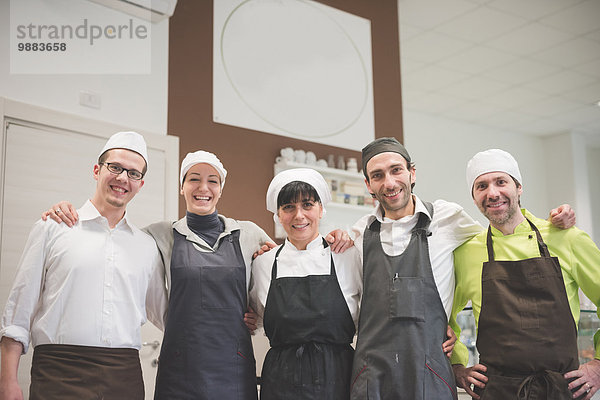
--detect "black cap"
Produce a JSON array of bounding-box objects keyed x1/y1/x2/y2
[{"x1": 361, "y1": 137, "x2": 411, "y2": 177}]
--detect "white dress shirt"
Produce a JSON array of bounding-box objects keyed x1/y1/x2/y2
[
  {"x1": 352, "y1": 195, "x2": 482, "y2": 319},
  {"x1": 250, "y1": 235, "x2": 363, "y2": 327},
  {"x1": 1, "y1": 200, "x2": 162, "y2": 353}
]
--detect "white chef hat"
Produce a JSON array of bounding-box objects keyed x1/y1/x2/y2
[
  {"x1": 99, "y1": 131, "x2": 148, "y2": 167},
  {"x1": 266, "y1": 168, "x2": 331, "y2": 223},
  {"x1": 466, "y1": 149, "x2": 523, "y2": 194},
  {"x1": 180, "y1": 150, "x2": 227, "y2": 188}
]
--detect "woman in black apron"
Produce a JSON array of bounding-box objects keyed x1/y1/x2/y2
[{"x1": 250, "y1": 168, "x2": 362, "y2": 399}]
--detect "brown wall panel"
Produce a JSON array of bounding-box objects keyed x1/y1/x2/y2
[{"x1": 168, "y1": 0, "x2": 402, "y2": 237}]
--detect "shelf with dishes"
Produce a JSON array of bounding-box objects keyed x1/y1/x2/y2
[{"x1": 274, "y1": 158, "x2": 376, "y2": 213}]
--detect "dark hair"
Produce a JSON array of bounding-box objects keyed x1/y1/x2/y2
[
  {"x1": 98, "y1": 149, "x2": 148, "y2": 175},
  {"x1": 277, "y1": 181, "x2": 321, "y2": 209},
  {"x1": 511, "y1": 176, "x2": 522, "y2": 207}
]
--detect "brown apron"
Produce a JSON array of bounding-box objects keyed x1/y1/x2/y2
[
  {"x1": 475, "y1": 218, "x2": 580, "y2": 400},
  {"x1": 30, "y1": 344, "x2": 144, "y2": 400}
]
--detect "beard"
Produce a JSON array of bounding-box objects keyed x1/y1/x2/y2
[
  {"x1": 375, "y1": 184, "x2": 412, "y2": 217},
  {"x1": 480, "y1": 196, "x2": 519, "y2": 227}
]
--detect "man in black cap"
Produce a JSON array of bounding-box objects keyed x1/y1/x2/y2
[{"x1": 349, "y1": 137, "x2": 575, "y2": 400}]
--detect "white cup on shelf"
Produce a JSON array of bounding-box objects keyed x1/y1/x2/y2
[
  {"x1": 294, "y1": 149, "x2": 306, "y2": 163},
  {"x1": 280, "y1": 147, "x2": 294, "y2": 161}
]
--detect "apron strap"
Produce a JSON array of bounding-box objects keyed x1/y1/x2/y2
[
  {"x1": 271, "y1": 243, "x2": 286, "y2": 280},
  {"x1": 411, "y1": 201, "x2": 435, "y2": 240},
  {"x1": 270, "y1": 238, "x2": 336, "y2": 280},
  {"x1": 517, "y1": 370, "x2": 571, "y2": 400},
  {"x1": 486, "y1": 217, "x2": 551, "y2": 262},
  {"x1": 293, "y1": 343, "x2": 325, "y2": 385},
  {"x1": 525, "y1": 218, "x2": 552, "y2": 258},
  {"x1": 322, "y1": 238, "x2": 336, "y2": 276}
]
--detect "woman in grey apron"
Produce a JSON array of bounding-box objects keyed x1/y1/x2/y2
[
  {"x1": 148, "y1": 151, "x2": 272, "y2": 400},
  {"x1": 250, "y1": 169, "x2": 362, "y2": 399}
]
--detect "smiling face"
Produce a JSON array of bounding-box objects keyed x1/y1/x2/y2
[
  {"x1": 181, "y1": 163, "x2": 222, "y2": 215},
  {"x1": 472, "y1": 171, "x2": 523, "y2": 231},
  {"x1": 91, "y1": 148, "x2": 145, "y2": 211},
  {"x1": 277, "y1": 197, "x2": 323, "y2": 250},
  {"x1": 365, "y1": 152, "x2": 416, "y2": 220}
]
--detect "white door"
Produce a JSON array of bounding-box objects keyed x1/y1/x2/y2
[{"x1": 0, "y1": 121, "x2": 177, "y2": 399}]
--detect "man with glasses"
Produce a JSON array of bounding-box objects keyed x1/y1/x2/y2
[{"x1": 0, "y1": 131, "x2": 163, "y2": 400}]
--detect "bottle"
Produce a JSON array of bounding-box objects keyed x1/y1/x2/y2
[{"x1": 337, "y1": 155, "x2": 345, "y2": 170}]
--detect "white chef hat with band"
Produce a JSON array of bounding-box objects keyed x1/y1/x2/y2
[
  {"x1": 266, "y1": 168, "x2": 331, "y2": 223},
  {"x1": 99, "y1": 131, "x2": 148, "y2": 166},
  {"x1": 466, "y1": 149, "x2": 523, "y2": 193},
  {"x1": 180, "y1": 150, "x2": 227, "y2": 188}
]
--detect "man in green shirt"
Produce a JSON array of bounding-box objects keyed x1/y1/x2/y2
[{"x1": 450, "y1": 149, "x2": 600, "y2": 400}]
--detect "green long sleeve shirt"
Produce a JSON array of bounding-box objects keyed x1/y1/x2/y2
[{"x1": 450, "y1": 209, "x2": 600, "y2": 366}]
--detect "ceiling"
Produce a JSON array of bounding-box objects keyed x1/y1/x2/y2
[{"x1": 397, "y1": 0, "x2": 600, "y2": 144}]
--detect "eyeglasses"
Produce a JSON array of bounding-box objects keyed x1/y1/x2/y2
[{"x1": 99, "y1": 162, "x2": 144, "y2": 181}]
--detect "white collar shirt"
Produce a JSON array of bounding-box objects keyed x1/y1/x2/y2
[
  {"x1": 250, "y1": 235, "x2": 362, "y2": 327},
  {"x1": 351, "y1": 195, "x2": 482, "y2": 319},
  {"x1": 1, "y1": 200, "x2": 162, "y2": 353}
]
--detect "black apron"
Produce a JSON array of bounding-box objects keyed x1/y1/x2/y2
[
  {"x1": 154, "y1": 229, "x2": 257, "y2": 400},
  {"x1": 260, "y1": 239, "x2": 355, "y2": 400},
  {"x1": 30, "y1": 344, "x2": 143, "y2": 400},
  {"x1": 475, "y1": 218, "x2": 580, "y2": 400},
  {"x1": 351, "y1": 203, "x2": 458, "y2": 400}
]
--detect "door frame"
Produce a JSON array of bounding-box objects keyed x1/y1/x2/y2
[{"x1": 0, "y1": 96, "x2": 180, "y2": 245}]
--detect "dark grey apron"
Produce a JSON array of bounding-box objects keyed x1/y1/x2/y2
[
  {"x1": 260, "y1": 239, "x2": 355, "y2": 400},
  {"x1": 154, "y1": 229, "x2": 257, "y2": 400},
  {"x1": 351, "y1": 203, "x2": 457, "y2": 400},
  {"x1": 474, "y1": 219, "x2": 580, "y2": 400}
]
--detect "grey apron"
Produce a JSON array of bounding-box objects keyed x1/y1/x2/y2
[
  {"x1": 154, "y1": 229, "x2": 257, "y2": 400},
  {"x1": 474, "y1": 219, "x2": 580, "y2": 400},
  {"x1": 351, "y1": 203, "x2": 457, "y2": 400},
  {"x1": 260, "y1": 239, "x2": 355, "y2": 399}
]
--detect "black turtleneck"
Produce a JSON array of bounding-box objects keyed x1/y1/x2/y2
[{"x1": 186, "y1": 210, "x2": 225, "y2": 248}]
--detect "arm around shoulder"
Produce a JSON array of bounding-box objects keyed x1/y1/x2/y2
[
  {"x1": 237, "y1": 220, "x2": 274, "y2": 251},
  {"x1": 432, "y1": 200, "x2": 483, "y2": 245}
]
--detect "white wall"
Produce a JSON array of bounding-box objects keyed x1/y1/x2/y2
[
  {"x1": 587, "y1": 146, "x2": 600, "y2": 247},
  {"x1": 0, "y1": 0, "x2": 169, "y2": 135},
  {"x1": 403, "y1": 110, "x2": 550, "y2": 226},
  {"x1": 404, "y1": 109, "x2": 599, "y2": 245},
  {"x1": 544, "y1": 132, "x2": 595, "y2": 238}
]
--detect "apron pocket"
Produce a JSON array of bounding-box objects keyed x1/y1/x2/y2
[
  {"x1": 390, "y1": 277, "x2": 424, "y2": 321},
  {"x1": 518, "y1": 297, "x2": 540, "y2": 329},
  {"x1": 200, "y1": 265, "x2": 239, "y2": 309},
  {"x1": 236, "y1": 339, "x2": 257, "y2": 399},
  {"x1": 351, "y1": 362, "x2": 368, "y2": 394},
  {"x1": 424, "y1": 356, "x2": 456, "y2": 399}
]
